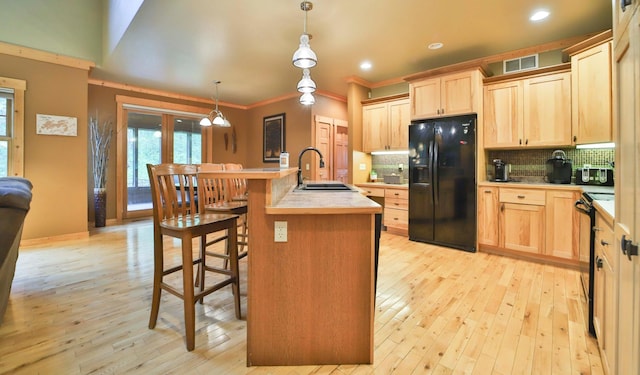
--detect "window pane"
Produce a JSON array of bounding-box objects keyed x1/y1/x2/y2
[
  {"x1": 0, "y1": 97, "x2": 8, "y2": 137},
  {"x1": 0, "y1": 140, "x2": 7, "y2": 177},
  {"x1": 173, "y1": 117, "x2": 202, "y2": 164},
  {"x1": 126, "y1": 112, "x2": 162, "y2": 211}
]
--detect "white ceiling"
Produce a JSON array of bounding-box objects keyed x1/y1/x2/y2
[{"x1": 88, "y1": 1, "x2": 612, "y2": 106}]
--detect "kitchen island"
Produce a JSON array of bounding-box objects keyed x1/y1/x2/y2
[{"x1": 207, "y1": 168, "x2": 382, "y2": 366}]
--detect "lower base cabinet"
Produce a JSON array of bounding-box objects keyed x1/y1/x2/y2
[
  {"x1": 478, "y1": 184, "x2": 579, "y2": 266},
  {"x1": 357, "y1": 185, "x2": 408, "y2": 236}
]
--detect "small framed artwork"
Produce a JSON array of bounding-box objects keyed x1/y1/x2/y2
[
  {"x1": 263, "y1": 113, "x2": 285, "y2": 163},
  {"x1": 36, "y1": 114, "x2": 78, "y2": 136}
]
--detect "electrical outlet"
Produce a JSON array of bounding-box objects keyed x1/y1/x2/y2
[
  {"x1": 305, "y1": 163, "x2": 310, "y2": 171},
  {"x1": 359, "y1": 163, "x2": 366, "y2": 171},
  {"x1": 398, "y1": 163, "x2": 404, "y2": 171},
  {"x1": 274, "y1": 221, "x2": 287, "y2": 242}
]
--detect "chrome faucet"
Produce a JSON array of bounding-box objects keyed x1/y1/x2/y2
[{"x1": 297, "y1": 147, "x2": 325, "y2": 187}]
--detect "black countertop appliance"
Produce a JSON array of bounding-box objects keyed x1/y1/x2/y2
[
  {"x1": 545, "y1": 150, "x2": 572, "y2": 184},
  {"x1": 408, "y1": 114, "x2": 476, "y2": 252}
]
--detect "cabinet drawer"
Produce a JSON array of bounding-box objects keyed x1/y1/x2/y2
[
  {"x1": 499, "y1": 188, "x2": 546, "y2": 205},
  {"x1": 386, "y1": 197, "x2": 408, "y2": 210},
  {"x1": 359, "y1": 186, "x2": 385, "y2": 197},
  {"x1": 384, "y1": 207, "x2": 408, "y2": 229},
  {"x1": 384, "y1": 188, "x2": 408, "y2": 200}
]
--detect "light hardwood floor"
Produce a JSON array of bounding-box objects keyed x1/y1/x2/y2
[{"x1": 0, "y1": 220, "x2": 603, "y2": 374}]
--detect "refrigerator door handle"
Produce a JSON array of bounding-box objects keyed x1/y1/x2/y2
[
  {"x1": 433, "y1": 141, "x2": 439, "y2": 205},
  {"x1": 427, "y1": 141, "x2": 435, "y2": 205}
]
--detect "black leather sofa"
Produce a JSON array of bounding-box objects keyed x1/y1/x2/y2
[{"x1": 0, "y1": 177, "x2": 32, "y2": 324}]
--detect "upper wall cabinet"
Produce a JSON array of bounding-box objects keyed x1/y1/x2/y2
[
  {"x1": 362, "y1": 95, "x2": 410, "y2": 152},
  {"x1": 483, "y1": 65, "x2": 572, "y2": 149},
  {"x1": 406, "y1": 68, "x2": 485, "y2": 120},
  {"x1": 566, "y1": 32, "x2": 613, "y2": 145},
  {"x1": 613, "y1": 0, "x2": 638, "y2": 44}
]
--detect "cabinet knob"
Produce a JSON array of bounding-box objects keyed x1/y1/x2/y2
[
  {"x1": 601, "y1": 239, "x2": 609, "y2": 246},
  {"x1": 519, "y1": 139, "x2": 522, "y2": 145},
  {"x1": 525, "y1": 139, "x2": 529, "y2": 145},
  {"x1": 595, "y1": 256, "x2": 603, "y2": 269},
  {"x1": 573, "y1": 135, "x2": 577, "y2": 142},
  {"x1": 484, "y1": 190, "x2": 492, "y2": 193},
  {"x1": 593, "y1": 227, "x2": 602, "y2": 232},
  {"x1": 517, "y1": 195, "x2": 525, "y2": 199}
]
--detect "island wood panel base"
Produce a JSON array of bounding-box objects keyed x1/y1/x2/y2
[{"x1": 246, "y1": 179, "x2": 375, "y2": 366}]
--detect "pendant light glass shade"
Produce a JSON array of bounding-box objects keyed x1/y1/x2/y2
[
  {"x1": 300, "y1": 92, "x2": 315, "y2": 105},
  {"x1": 200, "y1": 81, "x2": 231, "y2": 127},
  {"x1": 292, "y1": 34, "x2": 317, "y2": 69},
  {"x1": 297, "y1": 69, "x2": 316, "y2": 93}
]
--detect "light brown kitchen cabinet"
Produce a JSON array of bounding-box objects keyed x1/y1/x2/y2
[
  {"x1": 478, "y1": 187, "x2": 499, "y2": 246},
  {"x1": 384, "y1": 188, "x2": 408, "y2": 235},
  {"x1": 593, "y1": 210, "x2": 616, "y2": 375},
  {"x1": 500, "y1": 203, "x2": 544, "y2": 254},
  {"x1": 483, "y1": 67, "x2": 572, "y2": 149},
  {"x1": 613, "y1": 0, "x2": 638, "y2": 44},
  {"x1": 545, "y1": 190, "x2": 579, "y2": 260},
  {"x1": 408, "y1": 69, "x2": 483, "y2": 120},
  {"x1": 570, "y1": 39, "x2": 613, "y2": 145},
  {"x1": 483, "y1": 80, "x2": 522, "y2": 148},
  {"x1": 523, "y1": 71, "x2": 572, "y2": 147},
  {"x1": 479, "y1": 184, "x2": 581, "y2": 267},
  {"x1": 362, "y1": 96, "x2": 409, "y2": 152},
  {"x1": 613, "y1": 5, "x2": 640, "y2": 375}
]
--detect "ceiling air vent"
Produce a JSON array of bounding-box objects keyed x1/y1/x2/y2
[{"x1": 503, "y1": 54, "x2": 539, "y2": 73}]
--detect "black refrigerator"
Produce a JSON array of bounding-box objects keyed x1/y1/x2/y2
[{"x1": 408, "y1": 114, "x2": 477, "y2": 252}]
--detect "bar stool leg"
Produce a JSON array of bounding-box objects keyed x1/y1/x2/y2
[{"x1": 181, "y1": 235, "x2": 196, "y2": 351}]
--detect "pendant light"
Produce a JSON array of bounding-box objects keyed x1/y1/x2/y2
[
  {"x1": 300, "y1": 92, "x2": 315, "y2": 105},
  {"x1": 292, "y1": 2, "x2": 317, "y2": 69},
  {"x1": 200, "y1": 81, "x2": 231, "y2": 127},
  {"x1": 297, "y1": 68, "x2": 316, "y2": 93}
]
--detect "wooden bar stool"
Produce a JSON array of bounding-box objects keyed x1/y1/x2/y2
[
  {"x1": 146, "y1": 163, "x2": 241, "y2": 351},
  {"x1": 197, "y1": 164, "x2": 248, "y2": 266}
]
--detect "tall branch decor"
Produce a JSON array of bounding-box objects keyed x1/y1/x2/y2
[{"x1": 90, "y1": 116, "x2": 113, "y2": 227}]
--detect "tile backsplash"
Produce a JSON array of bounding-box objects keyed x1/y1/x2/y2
[
  {"x1": 372, "y1": 148, "x2": 615, "y2": 184},
  {"x1": 487, "y1": 148, "x2": 615, "y2": 183},
  {"x1": 371, "y1": 154, "x2": 409, "y2": 183}
]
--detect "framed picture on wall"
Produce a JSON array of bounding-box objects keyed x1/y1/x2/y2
[{"x1": 263, "y1": 113, "x2": 285, "y2": 163}]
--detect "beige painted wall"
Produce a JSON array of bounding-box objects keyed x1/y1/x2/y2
[
  {"x1": 0, "y1": 53, "x2": 89, "y2": 240},
  {"x1": 88, "y1": 84, "x2": 250, "y2": 222}
]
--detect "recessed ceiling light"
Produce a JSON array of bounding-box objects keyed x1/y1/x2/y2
[
  {"x1": 530, "y1": 10, "x2": 550, "y2": 21},
  {"x1": 360, "y1": 61, "x2": 372, "y2": 70},
  {"x1": 428, "y1": 42, "x2": 443, "y2": 50}
]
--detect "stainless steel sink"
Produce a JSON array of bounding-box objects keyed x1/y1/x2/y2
[{"x1": 296, "y1": 182, "x2": 357, "y2": 192}]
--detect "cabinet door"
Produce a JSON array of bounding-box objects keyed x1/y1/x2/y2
[
  {"x1": 410, "y1": 77, "x2": 441, "y2": 119},
  {"x1": 545, "y1": 190, "x2": 579, "y2": 260},
  {"x1": 387, "y1": 99, "x2": 410, "y2": 150},
  {"x1": 441, "y1": 71, "x2": 476, "y2": 116},
  {"x1": 483, "y1": 81, "x2": 522, "y2": 148},
  {"x1": 500, "y1": 202, "x2": 544, "y2": 254},
  {"x1": 478, "y1": 187, "x2": 499, "y2": 246},
  {"x1": 594, "y1": 249, "x2": 617, "y2": 375},
  {"x1": 571, "y1": 42, "x2": 613, "y2": 144},
  {"x1": 593, "y1": 248, "x2": 605, "y2": 346},
  {"x1": 362, "y1": 103, "x2": 388, "y2": 152},
  {"x1": 613, "y1": 0, "x2": 638, "y2": 43},
  {"x1": 523, "y1": 72, "x2": 572, "y2": 147}
]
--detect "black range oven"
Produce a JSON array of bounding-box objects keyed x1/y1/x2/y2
[{"x1": 574, "y1": 190, "x2": 614, "y2": 336}]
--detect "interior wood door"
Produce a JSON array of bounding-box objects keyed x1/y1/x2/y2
[
  {"x1": 314, "y1": 116, "x2": 333, "y2": 181},
  {"x1": 614, "y1": 11, "x2": 640, "y2": 375},
  {"x1": 334, "y1": 121, "x2": 348, "y2": 183}
]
